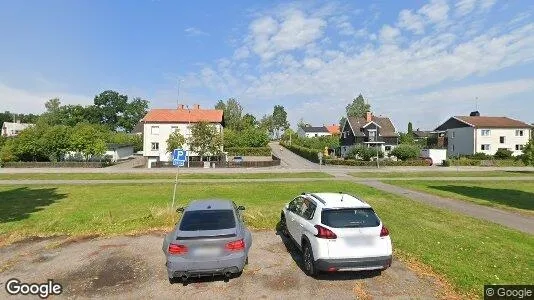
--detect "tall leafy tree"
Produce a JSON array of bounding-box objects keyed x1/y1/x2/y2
[
  {"x1": 166, "y1": 129, "x2": 186, "y2": 152},
  {"x1": 45, "y1": 98, "x2": 61, "y2": 112},
  {"x1": 70, "y1": 123, "x2": 108, "y2": 159},
  {"x1": 521, "y1": 139, "x2": 534, "y2": 166},
  {"x1": 120, "y1": 97, "x2": 149, "y2": 132},
  {"x1": 339, "y1": 117, "x2": 347, "y2": 130},
  {"x1": 408, "y1": 122, "x2": 414, "y2": 135},
  {"x1": 93, "y1": 90, "x2": 128, "y2": 130},
  {"x1": 297, "y1": 118, "x2": 307, "y2": 129},
  {"x1": 241, "y1": 113, "x2": 257, "y2": 128},
  {"x1": 42, "y1": 125, "x2": 72, "y2": 161},
  {"x1": 259, "y1": 114, "x2": 274, "y2": 137},
  {"x1": 215, "y1": 98, "x2": 243, "y2": 130},
  {"x1": 346, "y1": 94, "x2": 371, "y2": 118},
  {"x1": 188, "y1": 121, "x2": 223, "y2": 160},
  {"x1": 272, "y1": 105, "x2": 289, "y2": 139}
]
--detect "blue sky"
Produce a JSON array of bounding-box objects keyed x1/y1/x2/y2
[{"x1": 1, "y1": 0, "x2": 533, "y2": 130}]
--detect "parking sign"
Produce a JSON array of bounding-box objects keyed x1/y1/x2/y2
[{"x1": 172, "y1": 149, "x2": 187, "y2": 167}]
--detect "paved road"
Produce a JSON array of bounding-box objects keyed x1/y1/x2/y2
[
  {"x1": 360, "y1": 180, "x2": 534, "y2": 235},
  {"x1": 269, "y1": 142, "x2": 320, "y2": 169},
  {"x1": 0, "y1": 231, "x2": 453, "y2": 299}
]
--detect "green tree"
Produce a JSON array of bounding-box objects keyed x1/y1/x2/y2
[
  {"x1": 346, "y1": 94, "x2": 370, "y2": 118},
  {"x1": 297, "y1": 118, "x2": 307, "y2": 129},
  {"x1": 45, "y1": 98, "x2": 61, "y2": 112},
  {"x1": 188, "y1": 121, "x2": 223, "y2": 160},
  {"x1": 15, "y1": 125, "x2": 48, "y2": 161},
  {"x1": 241, "y1": 113, "x2": 257, "y2": 128},
  {"x1": 272, "y1": 105, "x2": 289, "y2": 139},
  {"x1": 166, "y1": 128, "x2": 186, "y2": 152},
  {"x1": 43, "y1": 125, "x2": 72, "y2": 161},
  {"x1": 399, "y1": 132, "x2": 415, "y2": 144},
  {"x1": 494, "y1": 148, "x2": 513, "y2": 160},
  {"x1": 216, "y1": 98, "x2": 243, "y2": 130},
  {"x1": 120, "y1": 97, "x2": 149, "y2": 132},
  {"x1": 408, "y1": 122, "x2": 413, "y2": 135},
  {"x1": 391, "y1": 144, "x2": 420, "y2": 161},
  {"x1": 70, "y1": 123, "x2": 108, "y2": 160},
  {"x1": 259, "y1": 114, "x2": 274, "y2": 137},
  {"x1": 521, "y1": 139, "x2": 534, "y2": 166},
  {"x1": 93, "y1": 90, "x2": 129, "y2": 130},
  {"x1": 339, "y1": 117, "x2": 347, "y2": 130},
  {"x1": 0, "y1": 138, "x2": 18, "y2": 162}
]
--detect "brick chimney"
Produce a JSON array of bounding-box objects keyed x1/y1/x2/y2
[{"x1": 366, "y1": 111, "x2": 372, "y2": 122}]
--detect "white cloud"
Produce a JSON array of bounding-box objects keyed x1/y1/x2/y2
[
  {"x1": 480, "y1": 0, "x2": 497, "y2": 10},
  {"x1": 184, "y1": 27, "x2": 209, "y2": 37},
  {"x1": 379, "y1": 25, "x2": 401, "y2": 43},
  {"x1": 0, "y1": 83, "x2": 92, "y2": 114},
  {"x1": 246, "y1": 9, "x2": 327, "y2": 60},
  {"x1": 398, "y1": 9, "x2": 425, "y2": 34},
  {"x1": 419, "y1": 0, "x2": 449, "y2": 24},
  {"x1": 455, "y1": 0, "x2": 477, "y2": 16}
]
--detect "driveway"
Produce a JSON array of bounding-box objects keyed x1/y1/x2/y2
[
  {"x1": 0, "y1": 231, "x2": 452, "y2": 299},
  {"x1": 269, "y1": 142, "x2": 319, "y2": 169}
]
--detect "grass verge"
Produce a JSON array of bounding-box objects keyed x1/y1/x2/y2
[
  {"x1": 0, "y1": 172, "x2": 332, "y2": 180},
  {"x1": 0, "y1": 182, "x2": 532, "y2": 296},
  {"x1": 384, "y1": 180, "x2": 534, "y2": 215},
  {"x1": 349, "y1": 170, "x2": 534, "y2": 178}
]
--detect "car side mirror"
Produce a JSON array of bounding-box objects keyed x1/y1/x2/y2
[
  {"x1": 238, "y1": 205, "x2": 246, "y2": 211},
  {"x1": 176, "y1": 207, "x2": 184, "y2": 213}
]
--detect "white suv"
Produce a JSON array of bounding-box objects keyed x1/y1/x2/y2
[{"x1": 280, "y1": 192, "x2": 392, "y2": 276}]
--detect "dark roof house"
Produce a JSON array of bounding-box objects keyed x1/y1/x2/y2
[{"x1": 340, "y1": 112, "x2": 399, "y2": 156}]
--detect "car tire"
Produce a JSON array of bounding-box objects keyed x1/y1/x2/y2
[
  {"x1": 168, "y1": 277, "x2": 176, "y2": 284},
  {"x1": 302, "y1": 242, "x2": 317, "y2": 277},
  {"x1": 280, "y1": 214, "x2": 289, "y2": 237}
]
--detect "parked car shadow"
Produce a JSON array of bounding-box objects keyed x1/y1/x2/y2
[
  {"x1": 0, "y1": 187, "x2": 66, "y2": 223},
  {"x1": 275, "y1": 222, "x2": 381, "y2": 281},
  {"x1": 429, "y1": 185, "x2": 534, "y2": 212},
  {"x1": 171, "y1": 272, "x2": 243, "y2": 286}
]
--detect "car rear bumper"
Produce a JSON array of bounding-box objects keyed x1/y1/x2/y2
[
  {"x1": 315, "y1": 255, "x2": 392, "y2": 272},
  {"x1": 166, "y1": 252, "x2": 246, "y2": 278}
]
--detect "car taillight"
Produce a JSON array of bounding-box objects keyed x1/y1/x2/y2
[
  {"x1": 168, "y1": 243, "x2": 188, "y2": 255},
  {"x1": 315, "y1": 225, "x2": 337, "y2": 239},
  {"x1": 225, "y1": 239, "x2": 245, "y2": 251},
  {"x1": 380, "y1": 225, "x2": 389, "y2": 237}
]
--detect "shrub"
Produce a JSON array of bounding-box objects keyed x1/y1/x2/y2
[
  {"x1": 280, "y1": 142, "x2": 321, "y2": 163},
  {"x1": 224, "y1": 128, "x2": 270, "y2": 148},
  {"x1": 390, "y1": 144, "x2": 420, "y2": 161},
  {"x1": 494, "y1": 148, "x2": 513, "y2": 160},
  {"x1": 347, "y1": 146, "x2": 384, "y2": 161},
  {"x1": 469, "y1": 152, "x2": 492, "y2": 160},
  {"x1": 225, "y1": 147, "x2": 271, "y2": 156},
  {"x1": 442, "y1": 159, "x2": 451, "y2": 167},
  {"x1": 325, "y1": 158, "x2": 429, "y2": 166}
]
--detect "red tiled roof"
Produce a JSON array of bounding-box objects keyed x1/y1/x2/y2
[
  {"x1": 455, "y1": 116, "x2": 531, "y2": 128},
  {"x1": 325, "y1": 124, "x2": 340, "y2": 134},
  {"x1": 142, "y1": 108, "x2": 223, "y2": 123}
]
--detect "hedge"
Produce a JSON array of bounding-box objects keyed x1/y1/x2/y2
[
  {"x1": 1, "y1": 161, "x2": 110, "y2": 168},
  {"x1": 446, "y1": 159, "x2": 525, "y2": 167},
  {"x1": 280, "y1": 142, "x2": 322, "y2": 163},
  {"x1": 225, "y1": 147, "x2": 271, "y2": 156},
  {"x1": 325, "y1": 159, "x2": 431, "y2": 167}
]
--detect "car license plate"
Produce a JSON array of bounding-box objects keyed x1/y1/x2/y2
[{"x1": 193, "y1": 247, "x2": 221, "y2": 257}]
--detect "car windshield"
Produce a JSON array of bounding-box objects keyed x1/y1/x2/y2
[
  {"x1": 321, "y1": 208, "x2": 380, "y2": 228},
  {"x1": 179, "y1": 209, "x2": 236, "y2": 231}
]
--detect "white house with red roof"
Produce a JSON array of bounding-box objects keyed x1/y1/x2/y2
[
  {"x1": 434, "y1": 111, "x2": 532, "y2": 157},
  {"x1": 141, "y1": 104, "x2": 224, "y2": 168}
]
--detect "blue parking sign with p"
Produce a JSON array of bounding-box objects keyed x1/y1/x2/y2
[{"x1": 172, "y1": 149, "x2": 187, "y2": 167}]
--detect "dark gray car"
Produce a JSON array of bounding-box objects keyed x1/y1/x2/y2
[{"x1": 162, "y1": 199, "x2": 252, "y2": 284}]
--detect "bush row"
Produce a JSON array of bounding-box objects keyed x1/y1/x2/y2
[
  {"x1": 444, "y1": 159, "x2": 525, "y2": 167},
  {"x1": 325, "y1": 159, "x2": 431, "y2": 167},
  {"x1": 225, "y1": 147, "x2": 272, "y2": 156},
  {"x1": 1, "y1": 161, "x2": 109, "y2": 168},
  {"x1": 280, "y1": 142, "x2": 322, "y2": 163}
]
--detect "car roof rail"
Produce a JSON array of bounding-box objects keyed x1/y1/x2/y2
[{"x1": 309, "y1": 193, "x2": 326, "y2": 205}]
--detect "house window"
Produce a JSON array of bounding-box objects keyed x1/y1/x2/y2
[
  {"x1": 481, "y1": 144, "x2": 490, "y2": 151},
  {"x1": 151, "y1": 142, "x2": 159, "y2": 151},
  {"x1": 516, "y1": 144, "x2": 524, "y2": 151},
  {"x1": 315, "y1": 134, "x2": 318, "y2": 137},
  {"x1": 451, "y1": 132, "x2": 455, "y2": 138},
  {"x1": 171, "y1": 126, "x2": 179, "y2": 132},
  {"x1": 385, "y1": 145, "x2": 391, "y2": 151},
  {"x1": 151, "y1": 126, "x2": 159, "y2": 135},
  {"x1": 452, "y1": 144, "x2": 455, "y2": 151},
  {"x1": 481, "y1": 129, "x2": 491, "y2": 136},
  {"x1": 516, "y1": 130, "x2": 524, "y2": 136},
  {"x1": 500, "y1": 136, "x2": 505, "y2": 144}
]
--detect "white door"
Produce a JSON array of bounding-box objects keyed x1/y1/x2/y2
[{"x1": 286, "y1": 197, "x2": 305, "y2": 242}]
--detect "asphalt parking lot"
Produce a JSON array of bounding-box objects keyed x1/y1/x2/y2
[{"x1": 0, "y1": 231, "x2": 450, "y2": 299}]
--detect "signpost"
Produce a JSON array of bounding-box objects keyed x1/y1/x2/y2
[{"x1": 171, "y1": 149, "x2": 187, "y2": 208}]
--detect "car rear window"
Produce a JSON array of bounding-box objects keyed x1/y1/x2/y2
[
  {"x1": 179, "y1": 209, "x2": 236, "y2": 231},
  {"x1": 321, "y1": 208, "x2": 380, "y2": 228}
]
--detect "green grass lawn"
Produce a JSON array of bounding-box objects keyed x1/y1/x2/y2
[
  {"x1": 0, "y1": 182, "x2": 532, "y2": 296},
  {"x1": 349, "y1": 170, "x2": 534, "y2": 178},
  {"x1": 0, "y1": 172, "x2": 332, "y2": 180},
  {"x1": 385, "y1": 180, "x2": 534, "y2": 215}
]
